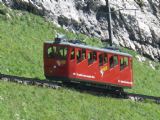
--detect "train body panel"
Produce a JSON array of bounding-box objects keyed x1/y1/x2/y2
[{"x1": 43, "y1": 39, "x2": 133, "y2": 88}]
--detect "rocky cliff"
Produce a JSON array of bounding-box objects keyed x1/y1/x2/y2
[{"x1": 1, "y1": 0, "x2": 160, "y2": 61}]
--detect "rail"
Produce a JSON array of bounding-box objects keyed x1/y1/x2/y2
[{"x1": 0, "y1": 73, "x2": 160, "y2": 104}]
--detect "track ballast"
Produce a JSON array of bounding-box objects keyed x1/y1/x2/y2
[{"x1": 0, "y1": 73, "x2": 160, "y2": 104}]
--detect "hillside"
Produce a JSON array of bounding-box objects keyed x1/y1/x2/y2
[{"x1": 0, "y1": 4, "x2": 160, "y2": 120}]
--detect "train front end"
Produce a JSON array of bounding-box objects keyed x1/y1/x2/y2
[{"x1": 43, "y1": 39, "x2": 68, "y2": 81}]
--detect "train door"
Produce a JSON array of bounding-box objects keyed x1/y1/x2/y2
[
  {"x1": 68, "y1": 47, "x2": 76, "y2": 79},
  {"x1": 119, "y1": 56, "x2": 133, "y2": 87},
  {"x1": 86, "y1": 50, "x2": 98, "y2": 81},
  {"x1": 98, "y1": 52, "x2": 109, "y2": 82},
  {"x1": 107, "y1": 55, "x2": 119, "y2": 83},
  {"x1": 76, "y1": 48, "x2": 87, "y2": 76}
]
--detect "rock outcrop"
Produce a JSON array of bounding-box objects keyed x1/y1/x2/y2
[{"x1": 1, "y1": 0, "x2": 160, "y2": 61}]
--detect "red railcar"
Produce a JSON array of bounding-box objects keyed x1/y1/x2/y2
[{"x1": 43, "y1": 37, "x2": 133, "y2": 88}]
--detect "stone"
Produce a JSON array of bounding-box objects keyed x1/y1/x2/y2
[
  {"x1": 136, "y1": 55, "x2": 146, "y2": 62},
  {"x1": 149, "y1": 61, "x2": 155, "y2": 70}
]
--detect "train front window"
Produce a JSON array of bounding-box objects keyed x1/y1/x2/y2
[
  {"x1": 47, "y1": 46, "x2": 56, "y2": 58},
  {"x1": 47, "y1": 46, "x2": 68, "y2": 60}
]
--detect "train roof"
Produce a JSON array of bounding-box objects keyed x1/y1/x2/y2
[{"x1": 44, "y1": 41, "x2": 132, "y2": 57}]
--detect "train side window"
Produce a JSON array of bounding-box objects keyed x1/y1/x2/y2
[
  {"x1": 110, "y1": 56, "x2": 114, "y2": 68},
  {"x1": 88, "y1": 51, "x2": 97, "y2": 65},
  {"x1": 82, "y1": 49, "x2": 86, "y2": 60},
  {"x1": 120, "y1": 57, "x2": 128, "y2": 70},
  {"x1": 99, "y1": 53, "x2": 108, "y2": 66},
  {"x1": 70, "y1": 48, "x2": 75, "y2": 60},
  {"x1": 63, "y1": 47, "x2": 68, "y2": 58},
  {"x1": 93, "y1": 51, "x2": 97, "y2": 62},
  {"x1": 99, "y1": 54, "x2": 103, "y2": 66},
  {"x1": 113, "y1": 56, "x2": 118, "y2": 66},
  {"x1": 77, "y1": 49, "x2": 82, "y2": 63},
  {"x1": 120, "y1": 58, "x2": 124, "y2": 70},
  {"x1": 124, "y1": 57, "x2": 128, "y2": 66},
  {"x1": 88, "y1": 52, "x2": 93, "y2": 65},
  {"x1": 104, "y1": 53, "x2": 108, "y2": 64},
  {"x1": 110, "y1": 55, "x2": 118, "y2": 68}
]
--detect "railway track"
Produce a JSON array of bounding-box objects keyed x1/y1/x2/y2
[
  {"x1": 0, "y1": 73, "x2": 160, "y2": 104},
  {"x1": 0, "y1": 74, "x2": 61, "y2": 89}
]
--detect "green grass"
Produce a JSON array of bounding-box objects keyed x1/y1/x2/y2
[
  {"x1": 0, "y1": 4, "x2": 160, "y2": 120},
  {"x1": 129, "y1": 59, "x2": 160, "y2": 96},
  {"x1": 0, "y1": 81, "x2": 160, "y2": 120}
]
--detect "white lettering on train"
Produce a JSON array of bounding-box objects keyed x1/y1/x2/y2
[
  {"x1": 73, "y1": 73, "x2": 95, "y2": 79},
  {"x1": 118, "y1": 80, "x2": 133, "y2": 85}
]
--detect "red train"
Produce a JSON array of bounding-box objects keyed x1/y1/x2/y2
[{"x1": 43, "y1": 36, "x2": 133, "y2": 90}]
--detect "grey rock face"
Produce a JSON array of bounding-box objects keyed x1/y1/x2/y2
[{"x1": 1, "y1": 0, "x2": 160, "y2": 61}]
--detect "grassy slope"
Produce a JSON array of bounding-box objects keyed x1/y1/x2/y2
[
  {"x1": 0, "y1": 4, "x2": 160, "y2": 120},
  {"x1": 0, "y1": 81, "x2": 160, "y2": 120}
]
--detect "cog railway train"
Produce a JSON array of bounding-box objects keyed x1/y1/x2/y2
[{"x1": 43, "y1": 36, "x2": 133, "y2": 90}]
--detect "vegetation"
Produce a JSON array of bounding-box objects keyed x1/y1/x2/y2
[
  {"x1": 1, "y1": 81, "x2": 160, "y2": 120},
  {"x1": 0, "y1": 4, "x2": 160, "y2": 120}
]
